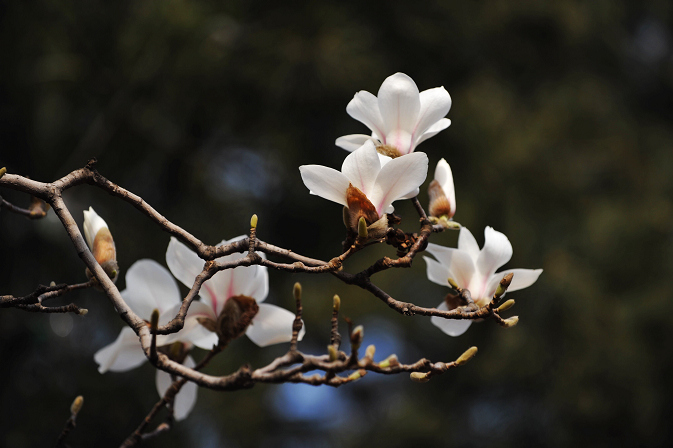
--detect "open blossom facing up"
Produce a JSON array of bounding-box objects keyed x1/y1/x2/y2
[
  {"x1": 423, "y1": 227, "x2": 543, "y2": 337},
  {"x1": 83, "y1": 207, "x2": 118, "y2": 281},
  {"x1": 93, "y1": 259, "x2": 199, "y2": 421},
  {"x1": 335, "y1": 73, "x2": 452, "y2": 156},
  {"x1": 427, "y1": 158, "x2": 456, "y2": 219},
  {"x1": 299, "y1": 140, "x2": 428, "y2": 230},
  {"x1": 166, "y1": 236, "x2": 303, "y2": 347}
]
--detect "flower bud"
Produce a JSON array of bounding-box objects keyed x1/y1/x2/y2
[
  {"x1": 378, "y1": 354, "x2": 399, "y2": 368},
  {"x1": 365, "y1": 344, "x2": 376, "y2": 360},
  {"x1": 357, "y1": 216, "x2": 368, "y2": 239},
  {"x1": 293, "y1": 282, "x2": 302, "y2": 302},
  {"x1": 333, "y1": 294, "x2": 341, "y2": 313},
  {"x1": 0, "y1": 167, "x2": 6, "y2": 179},
  {"x1": 78, "y1": 308, "x2": 89, "y2": 316},
  {"x1": 410, "y1": 372, "x2": 430, "y2": 383},
  {"x1": 350, "y1": 325, "x2": 364, "y2": 351},
  {"x1": 70, "y1": 395, "x2": 84, "y2": 416},
  {"x1": 495, "y1": 273, "x2": 514, "y2": 298},
  {"x1": 83, "y1": 207, "x2": 118, "y2": 282},
  {"x1": 455, "y1": 346, "x2": 478, "y2": 366},
  {"x1": 328, "y1": 344, "x2": 338, "y2": 362},
  {"x1": 150, "y1": 308, "x2": 160, "y2": 330},
  {"x1": 447, "y1": 277, "x2": 460, "y2": 290},
  {"x1": 428, "y1": 180, "x2": 454, "y2": 219},
  {"x1": 250, "y1": 214, "x2": 258, "y2": 229},
  {"x1": 497, "y1": 299, "x2": 515, "y2": 313},
  {"x1": 347, "y1": 369, "x2": 367, "y2": 381},
  {"x1": 502, "y1": 316, "x2": 519, "y2": 328}
]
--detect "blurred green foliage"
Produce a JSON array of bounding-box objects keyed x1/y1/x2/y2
[{"x1": 2, "y1": 0, "x2": 673, "y2": 447}]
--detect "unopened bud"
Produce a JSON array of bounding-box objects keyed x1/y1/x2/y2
[
  {"x1": 70, "y1": 395, "x2": 84, "y2": 416},
  {"x1": 250, "y1": 214, "x2": 258, "y2": 229},
  {"x1": 497, "y1": 299, "x2": 515, "y2": 313},
  {"x1": 350, "y1": 325, "x2": 364, "y2": 350},
  {"x1": 170, "y1": 341, "x2": 183, "y2": 360},
  {"x1": 293, "y1": 282, "x2": 302, "y2": 302},
  {"x1": 357, "y1": 216, "x2": 368, "y2": 239},
  {"x1": 347, "y1": 369, "x2": 366, "y2": 381},
  {"x1": 447, "y1": 277, "x2": 460, "y2": 290},
  {"x1": 150, "y1": 308, "x2": 160, "y2": 330},
  {"x1": 410, "y1": 372, "x2": 430, "y2": 383},
  {"x1": 50, "y1": 281, "x2": 56, "y2": 287},
  {"x1": 455, "y1": 346, "x2": 478, "y2": 366},
  {"x1": 365, "y1": 344, "x2": 376, "y2": 360},
  {"x1": 378, "y1": 354, "x2": 399, "y2": 368},
  {"x1": 342, "y1": 206, "x2": 350, "y2": 229},
  {"x1": 0, "y1": 167, "x2": 6, "y2": 179},
  {"x1": 495, "y1": 273, "x2": 514, "y2": 298},
  {"x1": 332, "y1": 294, "x2": 341, "y2": 313},
  {"x1": 328, "y1": 344, "x2": 338, "y2": 362},
  {"x1": 503, "y1": 316, "x2": 519, "y2": 328},
  {"x1": 78, "y1": 308, "x2": 88, "y2": 316}
]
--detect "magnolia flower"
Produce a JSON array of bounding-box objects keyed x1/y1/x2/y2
[
  {"x1": 83, "y1": 207, "x2": 118, "y2": 281},
  {"x1": 93, "y1": 259, "x2": 199, "y2": 421},
  {"x1": 423, "y1": 227, "x2": 542, "y2": 337},
  {"x1": 166, "y1": 236, "x2": 303, "y2": 348},
  {"x1": 335, "y1": 73, "x2": 452, "y2": 157},
  {"x1": 299, "y1": 140, "x2": 428, "y2": 231},
  {"x1": 427, "y1": 158, "x2": 456, "y2": 220}
]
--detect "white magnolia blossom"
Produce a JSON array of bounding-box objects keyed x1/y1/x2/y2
[
  {"x1": 299, "y1": 140, "x2": 428, "y2": 217},
  {"x1": 423, "y1": 227, "x2": 543, "y2": 337},
  {"x1": 428, "y1": 158, "x2": 456, "y2": 219},
  {"x1": 83, "y1": 206, "x2": 109, "y2": 250},
  {"x1": 166, "y1": 236, "x2": 303, "y2": 348},
  {"x1": 93, "y1": 259, "x2": 199, "y2": 421},
  {"x1": 335, "y1": 73, "x2": 452, "y2": 155}
]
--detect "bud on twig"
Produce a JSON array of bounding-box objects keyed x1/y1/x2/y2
[
  {"x1": 502, "y1": 316, "x2": 519, "y2": 328},
  {"x1": 70, "y1": 395, "x2": 84, "y2": 416},
  {"x1": 0, "y1": 167, "x2": 6, "y2": 179},
  {"x1": 250, "y1": 214, "x2": 258, "y2": 229},
  {"x1": 150, "y1": 308, "x2": 160, "y2": 331},
  {"x1": 365, "y1": 344, "x2": 376, "y2": 360},
  {"x1": 78, "y1": 308, "x2": 88, "y2": 316},
  {"x1": 350, "y1": 325, "x2": 364, "y2": 351},
  {"x1": 328, "y1": 344, "x2": 338, "y2": 362},
  {"x1": 358, "y1": 216, "x2": 368, "y2": 239},
  {"x1": 410, "y1": 372, "x2": 430, "y2": 383},
  {"x1": 497, "y1": 299, "x2": 515, "y2": 313},
  {"x1": 455, "y1": 346, "x2": 478, "y2": 366},
  {"x1": 333, "y1": 294, "x2": 341, "y2": 313},
  {"x1": 495, "y1": 273, "x2": 514, "y2": 298},
  {"x1": 378, "y1": 354, "x2": 399, "y2": 368},
  {"x1": 293, "y1": 282, "x2": 302, "y2": 302},
  {"x1": 347, "y1": 369, "x2": 366, "y2": 381},
  {"x1": 447, "y1": 277, "x2": 460, "y2": 290}
]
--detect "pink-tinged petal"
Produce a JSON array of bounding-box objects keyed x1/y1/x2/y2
[
  {"x1": 82, "y1": 207, "x2": 109, "y2": 250},
  {"x1": 377, "y1": 73, "x2": 421, "y2": 137},
  {"x1": 341, "y1": 140, "x2": 381, "y2": 196},
  {"x1": 476, "y1": 227, "x2": 513, "y2": 278},
  {"x1": 122, "y1": 259, "x2": 181, "y2": 319},
  {"x1": 425, "y1": 243, "x2": 475, "y2": 289},
  {"x1": 166, "y1": 237, "x2": 206, "y2": 294},
  {"x1": 346, "y1": 90, "x2": 386, "y2": 140},
  {"x1": 415, "y1": 118, "x2": 452, "y2": 146},
  {"x1": 156, "y1": 355, "x2": 197, "y2": 421},
  {"x1": 245, "y1": 303, "x2": 303, "y2": 347},
  {"x1": 94, "y1": 327, "x2": 146, "y2": 374},
  {"x1": 486, "y1": 268, "x2": 543, "y2": 298},
  {"x1": 424, "y1": 256, "x2": 451, "y2": 287},
  {"x1": 299, "y1": 165, "x2": 351, "y2": 207},
  {"x1": 370, "y1": 152, "x2": 428, "y2": 215},
  {"x1": 414, "y1": 87, "x2": 452, "y2": 139},
  {"x1": 384, "y1": 130, "x2": 414, "y2": 154},
  {"x1": 335, "y1": 134, "x2": 375, "y2": 152},
  {"x1": 434, "y1": 159, "x2": 456, "y2": 216},
  {"x1": 457, "y1": 227, "x2": 480, "y2": 260},
  {"x1": 430, "y1": 301, "x2": 472, "y2": 337}
]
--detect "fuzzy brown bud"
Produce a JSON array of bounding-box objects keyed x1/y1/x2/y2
[
  {"x1": 502, "y1": 316, "x2": 519, "y2": 328},
  {"x1": 350, "y1": 325, "x2": 364, "y2": 351},
  {"x1": 428, "y1": 180, "x2": 454, "y2": 219}
]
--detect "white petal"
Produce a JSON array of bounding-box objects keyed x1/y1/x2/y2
[
  {"x1": 414, "y1": 87, "x2": 452, "y2": 140},
  {"x1": 346, "y1": 90, "x2": 386, "y2": 140},
  {"x1": 415, "y1": 118, "x2": 452, "y2": 146},
  {"x1": 166, "y1": 237, "x2": 206, "y2": 293},
  {"x1": 341, "y1": 140, "x2": 381, "y2": 196},
  {"x1": 434, "y1": 159, "x2": 456, "y2": 216},
  {"x1": 229, "y1": 264, "x2": 269, "y2": 303},
  {"x1": 158, "y1": 301, "x2": 217, "y2": 348},
  {"x1": 425, "y1": 243, "x2": 475, "y2": 289},
  {"x1": 398, "y1": 187, "x2": 420, "y2": 200},
  {"x1": 487, "y1": 268, "x2": 543, "y2": 298},
  {"x1": 82, "y1": 207, "x2": 109, "y2": 250},
  {"x1": 122, "y1": 259, "x2": 181, "y2": 319},
  {"x1": 335, "y1": 134, "x2": 375, "y2": 152},
  {"x1": 94, "y1": 327, "x2": 146, "y2": 373},
  {"x1": 423, "y1": 256, "x2": 451, "y2": 286},
  {"x1": 377, "y1": 73, "x2": 421, "y2": 137},
  {"x1": 430, "y1": 301, "x2": 472, "y2": 337},
  {"x1": 299, "y1": 165, "x2": 350, "y2": 207},
  {"x1": 156, "y1": 355, "x2": 197, "y2": 422},
  {"x1": 457, "y1": 227, "x2": 480, "y2": 260},
  {"x1": 245, "y1": 303, "x2": 302, "y2": 347},
  {"x1": 476, "y1": 227, "x2": 513, "y2": 278},
  {"x1": 369, "y1": 152, "x2": 428, "y2": 215}
]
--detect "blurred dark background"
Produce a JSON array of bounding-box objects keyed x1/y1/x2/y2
[{"x1": 2, "y1": 0, "x2": 673, "y2": 447}]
